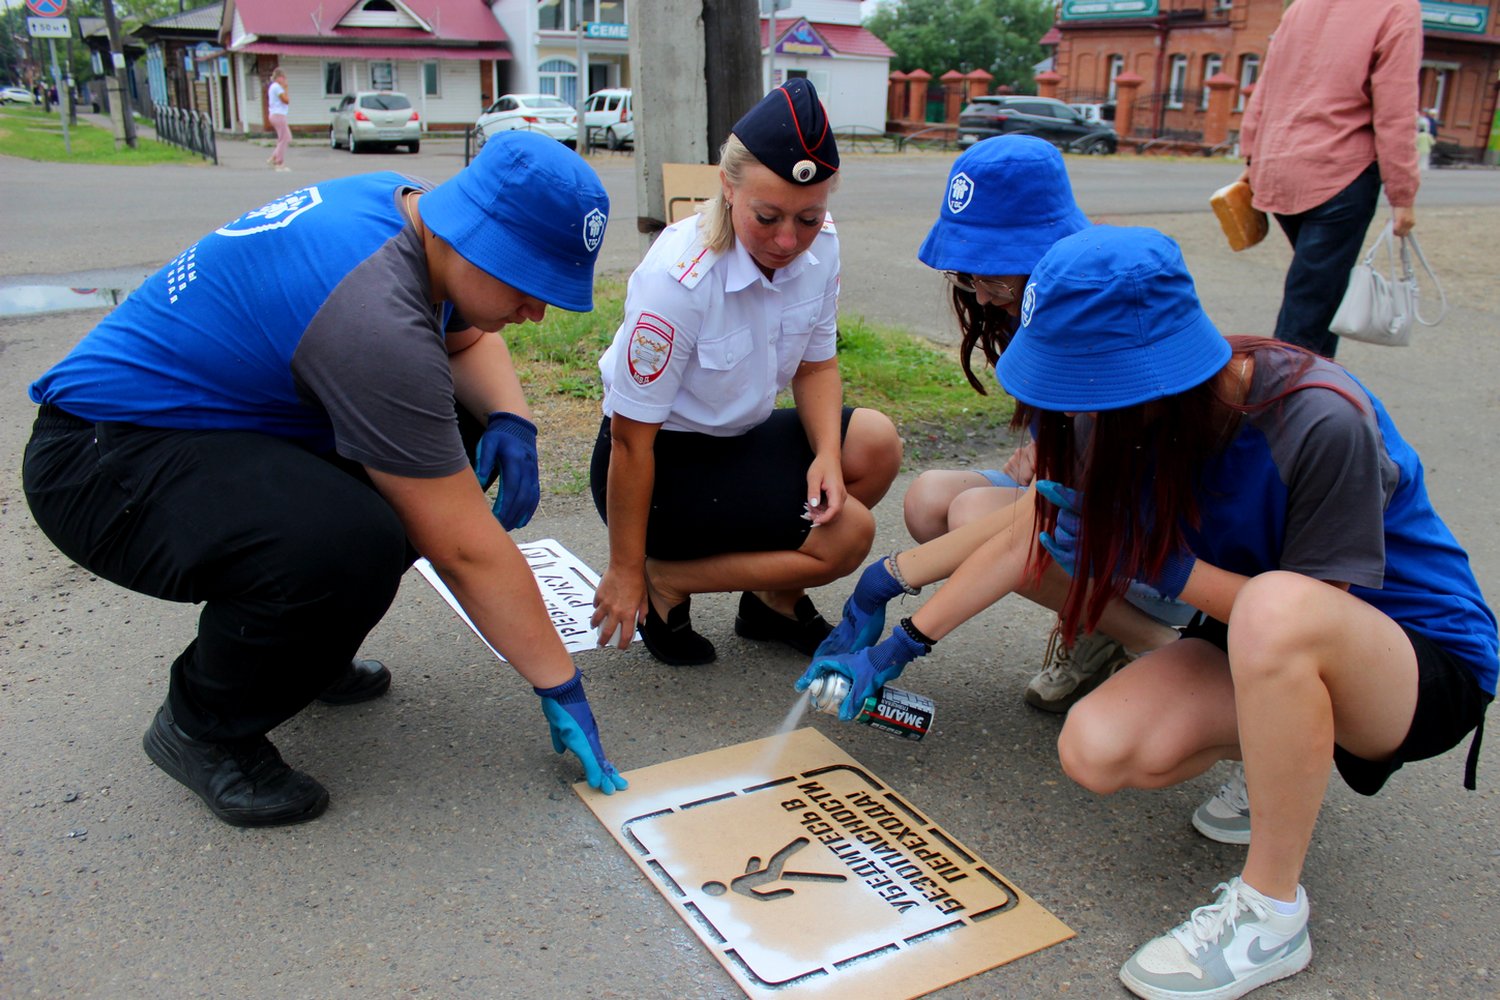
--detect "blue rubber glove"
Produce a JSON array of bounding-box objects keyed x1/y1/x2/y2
[
  {"x1": 812, "y1": 557, "x2": 906, "y2": 659},
  {"x1": 1036, "y1": 480, "x2": 1082, "y2": 576},
  {"x1": 796, "y1": 626, "x2": 928, "y2": 722},
  {"x1": 475, "y1": 411, "x2": 540, "y2": 532},
  {"x1": 534, "y1": 668, "x2": 628, "y2": 795},
  {"x1": 1037, "y1": 480, "x2": 1196, "y2": 600}
]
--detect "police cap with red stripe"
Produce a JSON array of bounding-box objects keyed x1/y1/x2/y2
[{"x1": 732, "y1": 78, "x2": 839, "y2": 185}]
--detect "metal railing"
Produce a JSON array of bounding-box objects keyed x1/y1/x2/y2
[{"x1": 153, "y1": 104, "x2": 217, "y2": 164}]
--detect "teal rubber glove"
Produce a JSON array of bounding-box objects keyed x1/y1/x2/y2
[
  {"x1": 1037, "y1": 479, "x2": 1195, "y2": 600},
  {"x1": 534, "y1": 668, "x2": 628, "y2": 795},
  {"x1": 475, "y1": 411, "x2": 540, "y2": 531},
  {"x1": 1036, "y1": 479, "x2": 1082, "y2": 576},
  {"x1": 812, "y1": 557, "x2": 906, "y2": 659},
  {"x1": 796, "y1": 626, "x2": 928, "y2": 721}
]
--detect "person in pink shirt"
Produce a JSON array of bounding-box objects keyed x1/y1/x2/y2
[{"x1": 1239, "y1": 0, "x2": 1422, "y2": 358}]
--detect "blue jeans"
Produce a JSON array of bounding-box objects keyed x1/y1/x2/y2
[{"x1": 1272, "y1": 161, "x2": 1383, "y2": 358}]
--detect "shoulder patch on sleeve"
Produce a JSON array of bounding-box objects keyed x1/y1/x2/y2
[{"x1": 628, "y1": 312, "x2": 676, "y2": 385}]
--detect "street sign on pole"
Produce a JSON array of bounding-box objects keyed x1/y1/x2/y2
[
  {"x1": 26, "y1": 0, "x2": 68, "y2": 17},
  {"x1": 28, "y1": 17, "x2": 72, "y2": 38}
]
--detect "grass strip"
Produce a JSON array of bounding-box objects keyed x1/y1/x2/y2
[{"x1": 0, "y1": 106, "x2": 206, "y2": 165}]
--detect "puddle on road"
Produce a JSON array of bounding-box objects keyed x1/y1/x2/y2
[{"x1": 0, "y1": 285, "x2": 137, "y2": 318}]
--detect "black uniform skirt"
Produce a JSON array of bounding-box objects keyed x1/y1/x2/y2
[{"x1": 590, "y1": 407, "x2": 854, "y2": 561}]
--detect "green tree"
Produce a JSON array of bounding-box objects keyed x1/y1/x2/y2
[{"x1": 866, "y1": 0, "x2": 1055, "y2": 94}]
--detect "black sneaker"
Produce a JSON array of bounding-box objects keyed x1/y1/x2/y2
[
  {"x1": 639, "y1": 596, "x2": 716, "y2": 666},
  {"x1": 142, "y1": 703, "x2": 329, "y2": 827},
  {"x1": 733, "y1": 591, "x2": 833, "y2": 655},
  {"x1": 316, "y1": 658, "x2": 392, "y2": 706}
]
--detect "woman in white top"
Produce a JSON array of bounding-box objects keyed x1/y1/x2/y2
[
  {"x1": 589, "y1": 80, "x2": 901, "y2": 667},
  {"x1": 267, "y1": 68, "x2": 291, "y2": 172}
]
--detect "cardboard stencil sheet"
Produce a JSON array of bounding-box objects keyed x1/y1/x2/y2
[
  {"x1": 415, "y1": 537, "x2": 636, "y2": 661},
  {"x1": 579, "y1": 728, "x2": 1073, "y2": 1000}
]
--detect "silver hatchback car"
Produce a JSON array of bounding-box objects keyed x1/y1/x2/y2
[{"x1": 329, "y1": 91, "x2": 421, "y2": 154}]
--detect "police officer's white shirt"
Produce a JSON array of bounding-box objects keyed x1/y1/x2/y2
[{"x1": 599, "y1": 214, "x2": 839, "y2": 437}]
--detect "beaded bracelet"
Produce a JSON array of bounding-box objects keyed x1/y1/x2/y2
[
  {"x1": 887, "y1": 549, "x2": 921, "y2": 596},
  {"x1": 899, "y1": 616, "x2": 937, "y2": 651}
]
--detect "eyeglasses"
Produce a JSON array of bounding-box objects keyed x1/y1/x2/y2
[{"x1": 943, "y1": 271, "x2": 1018, "y2": 304}]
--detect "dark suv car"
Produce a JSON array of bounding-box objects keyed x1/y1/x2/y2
[{"x1": 957, "y1": 96, "x2": 1118, "y2": 154}]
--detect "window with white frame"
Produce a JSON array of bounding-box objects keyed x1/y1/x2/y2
[
  {"x1": 1107, "y1": 53, "x2": 1124, "y2": 102},
  {"x1": 1167, "y1": 54, "x2": 1188, "y2": 109},
  {"x1": 539, "y1": 57, "x2": 579, "y2": 106},
  {"x1": 423, "y1": 61, "x2": 439, "y2": 97},
  {"x1": 1200, "y1": 54, "x2": 1223, "y2": 109},
  {"x1": 370, "y1": 61, "x2": 395, "y2": 90},
  {"x1": 1236, "y1": 53, "x2": 1259, "y2": 111},
  {"x1": 324, "y1": 61, "x2": 344, "y2": 97},
  {"x1": 538, "y1": 0, "x2": 626, "y2": 31}
]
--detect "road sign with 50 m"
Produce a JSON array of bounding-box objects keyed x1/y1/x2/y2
[{"x1": 28, "y1": 17, "x2": 72, "y2": 38}]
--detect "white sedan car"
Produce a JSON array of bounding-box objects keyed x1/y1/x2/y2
[
  {"x1": 2, "y1": 85, "x2": 38, "y2": 105},
  {"x1": 474, "y1": 93, "x2": 577, "y2": 149}
]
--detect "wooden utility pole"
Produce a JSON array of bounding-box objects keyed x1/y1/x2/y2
[
  {"x1": 702, "y1": 0, "x2": 761, "y2": 162},
  {"x1": 99, "y1": 0, "x2": 137, "y2": 148}
]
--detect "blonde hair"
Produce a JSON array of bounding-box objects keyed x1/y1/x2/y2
[
  {"x1": 696, "y1": 133, "x2": 841, "y2": 254},
  {"x1": 697, "y1": 134, "x2": 754, "y2": 255}
]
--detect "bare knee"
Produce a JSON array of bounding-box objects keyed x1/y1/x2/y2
[
  {"x1": 1227, "y1": 571, "x2": 1329, "y2": 687},
  {"x1": 805, "y1": 499, "x2": 875, "y2": 584},
  {"x1": 903, "y1": 470, "x2": 954, "y2": 543},
  {"x1": 1057, "y1": 700, "x2": 1133, "y2": 794},
  {"x1": 844, "y1": 408, "x2": 902, "y2": 507}
]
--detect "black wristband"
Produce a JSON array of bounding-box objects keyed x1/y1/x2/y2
[{"x1": 899, "y1": 617, "x2": 936, "y2": 651}]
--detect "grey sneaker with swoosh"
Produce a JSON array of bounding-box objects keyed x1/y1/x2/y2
[
  {"x1": 1193, "y1": 762, "x2": 1251, "y2": 845},
  {"x1": 1120, "y1": 877, "x2": 1310, "y2": 1000}
]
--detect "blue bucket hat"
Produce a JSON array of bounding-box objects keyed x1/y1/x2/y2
[
  {"x1": 918, "y1": 135, "x2": 1090, "y2": 276},
  {"x1": 996, "y1": 226, "x2": 1231, "y2": 411},
  {"x1": 419, "y1": 131, "x2": 609, "y2": 312}
]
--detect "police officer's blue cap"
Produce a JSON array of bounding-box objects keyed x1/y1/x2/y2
[
  {"x1": 919, "y1": 135, "x2": 1091, "y2": 277},
  {"x1": 732, "y1": 78, "x2": 839, "y2": 185},
  {"x1": 419, "y1": 131, "x2": 609, "y2": 312},
  {"x1": 997, "y1": 226, "x2": 1230, "y2": 412}
]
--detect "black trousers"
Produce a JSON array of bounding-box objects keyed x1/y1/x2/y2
[
  {"x1": 1271, "y1": 161, "x2": 1383, "y2": 359},
  {"x1": 22, "y1": 406, "x2": 430, "y2": 742}
]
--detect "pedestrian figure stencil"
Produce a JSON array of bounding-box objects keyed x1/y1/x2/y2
[{"x1": 701, "y1": 837, "x2": 848, "y2": 901}]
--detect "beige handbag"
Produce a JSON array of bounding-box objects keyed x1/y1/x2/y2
[{"x1": 1330, "y1": 222, "x2": 1447, "y2": 347}]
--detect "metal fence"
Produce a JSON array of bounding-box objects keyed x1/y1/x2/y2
[{"x1": 152, "y1": 104, "x2": 217, "y2": 164}]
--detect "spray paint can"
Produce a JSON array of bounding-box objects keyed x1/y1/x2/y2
[{"x1": 806, "y1": 673, "x2": 935, "y2": 741}]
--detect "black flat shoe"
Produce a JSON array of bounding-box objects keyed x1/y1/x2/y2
[
  {"x1": 317, "y1": 658, "x2": 392, "y2": 705},
  {"x1": 640, "y1": 596, "x2": 716, "y2": 666},
  {"x1": 733, "y1": 591, "x2": 833, "y2": 655},
  {"x1": 142, "y1": 703, "x2": 329, "y2": 827}
]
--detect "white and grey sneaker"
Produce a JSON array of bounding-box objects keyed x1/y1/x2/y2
[
  {"x1": 1024, "y1": 627, "x2": 1136, "y2": 713},
  {"x1": 1193, "y1": 762, "x2": 1251, "y2": 845},
  {"x1": 1120, "y1": 877, "x2": 1311, "y2": 1000}
]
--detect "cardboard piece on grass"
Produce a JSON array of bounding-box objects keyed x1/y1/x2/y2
[
  {"x1": 578, "y1": 728, "x2": 1073, "y2": 1000},
  {"x1": 414, "y1": 537, "x2": 637, "y2": 661}
]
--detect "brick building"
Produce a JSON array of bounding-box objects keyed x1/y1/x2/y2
[{"x1": 1048, "y1": 0, "x2": 1499, "y2": 159}]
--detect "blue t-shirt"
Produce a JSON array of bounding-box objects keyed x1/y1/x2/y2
[
  {"x1": 1188, "y1": 351, "x2": 1497, "y2": 695},
  {"x1": 30, "y1": 173, "x2": 469, "y2": 478}
]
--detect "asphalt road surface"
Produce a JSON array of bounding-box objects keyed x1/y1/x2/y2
[{"x1": 3, "y1": 132, "x2": 1497, "y2": 999}]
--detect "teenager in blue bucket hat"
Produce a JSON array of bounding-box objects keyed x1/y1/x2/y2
[
  {"x1": 23, "y1": 131, "x2": 627, "y2": 828},
  {"x1": 812, "y1": 136, "x2": 1187, "y2": 722},
  {"x1": 1010, "y1": 226, "x2": 1489, "y2": 1000}
]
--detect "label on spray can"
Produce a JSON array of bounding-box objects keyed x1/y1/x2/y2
[{"x1": 806, "y1": 674, "x2": 935, "y2": 741}]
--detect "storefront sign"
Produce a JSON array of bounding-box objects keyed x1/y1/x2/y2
[
  {"x1": 1060, "y1": 0, "x2": 1159, "y2": 20},
  {"x1": 583, "y1": 21, "x2": 627, "y2": 40},
  {"x1": 1420, "y1": 1, "x2": 1488, "y2": 34},
  {"x1": 776, "y1": 19, "x2": 830, "y2": 57}
]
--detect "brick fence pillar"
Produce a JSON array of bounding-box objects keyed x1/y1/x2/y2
[
  {"x1": 887, "y1": 71, "x2": 908, "y2": 122},
  {"x1": 906, "y1": 68, "x2": 931, "y2": 123},
  {"x1": 1203, "y1": 72, "x2": 1237, "y2": 147},
  {"x1": 940, "y1": 69, "x2": 966, "y2": 122},
  {"x1": 1035, "y1": 70, "x2": 1061, "y2": 101},
  {"x1": 1113, "y1": 70, "x2": 1143, "y2": 140},
  {"x1": 965, "y1": 68, "x2": 993, "y2": 101}
]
